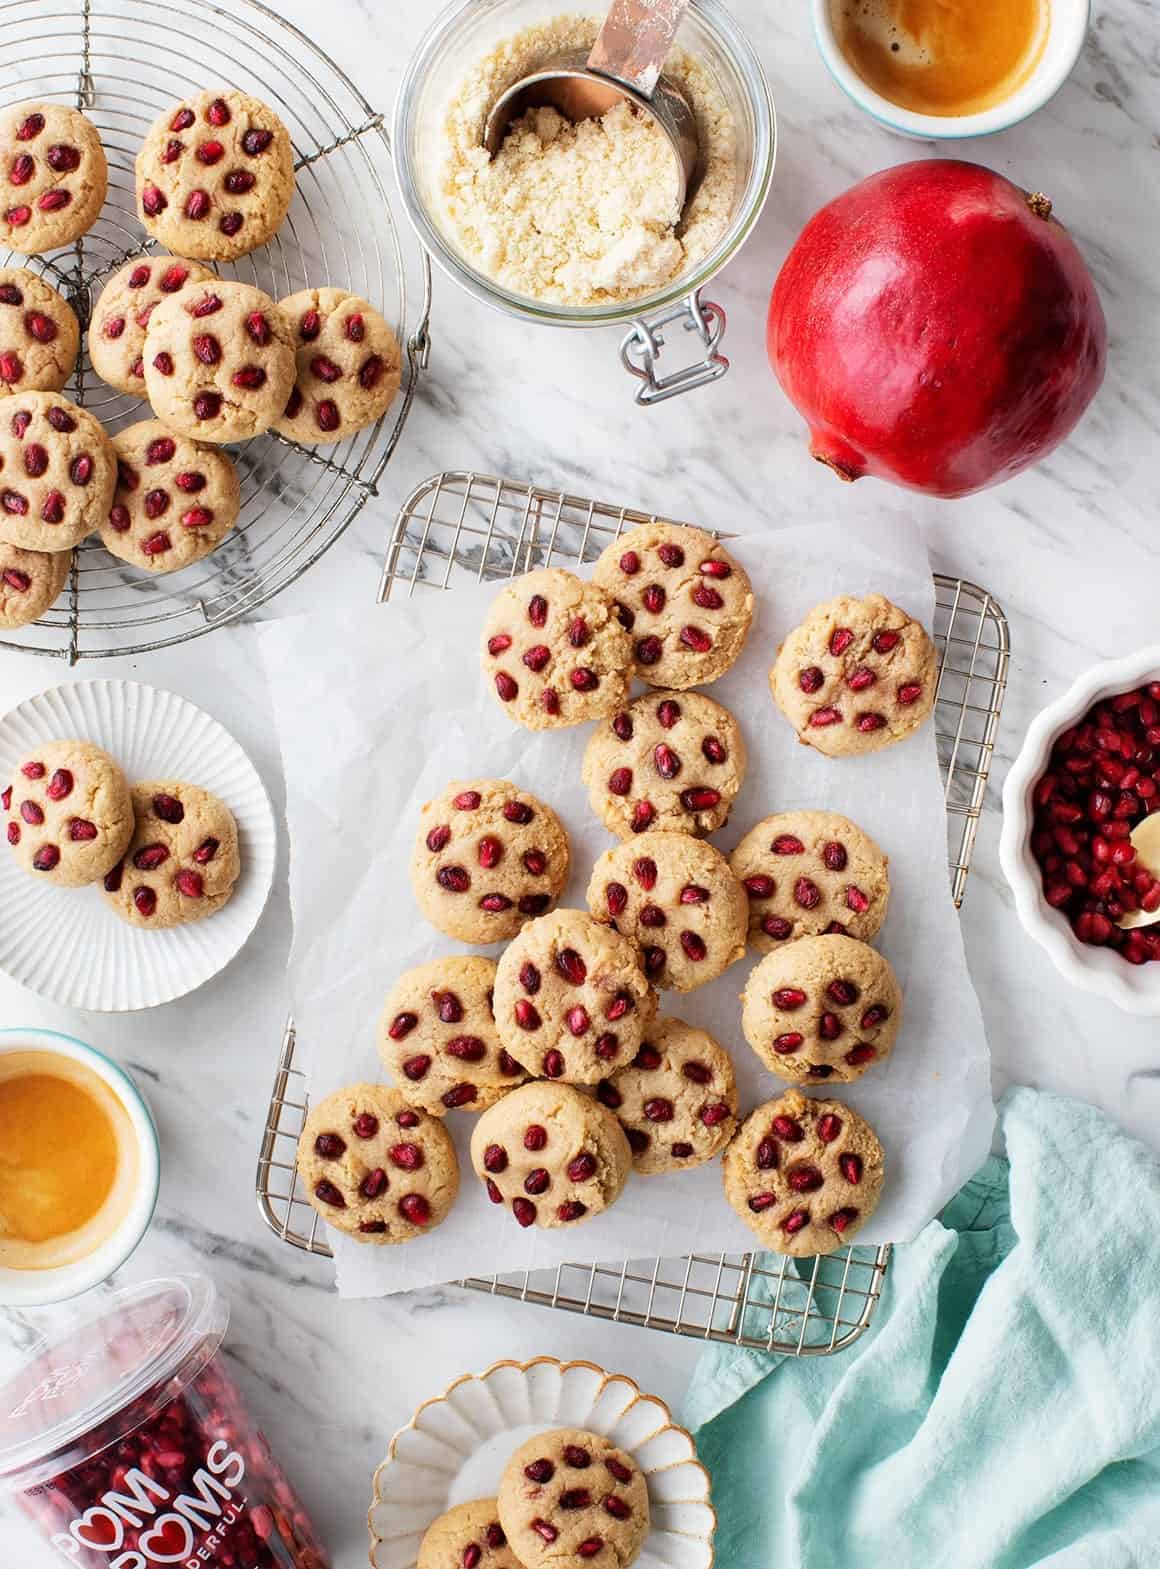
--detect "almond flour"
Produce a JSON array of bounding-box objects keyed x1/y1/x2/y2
[{"x1": 437, "y1": 13, "x2": 737, "y2": 307}]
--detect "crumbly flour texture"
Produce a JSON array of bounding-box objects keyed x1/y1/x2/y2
[{"x1": 439, "y1": 14, "x2": 736, "y2": 305}]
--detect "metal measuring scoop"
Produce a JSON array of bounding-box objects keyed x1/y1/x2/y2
[{"x1": 483, "y1": 0, "x2": 700, "y2": 211}]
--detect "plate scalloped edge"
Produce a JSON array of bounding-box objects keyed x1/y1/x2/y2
[{"x1": 368, "y1": 1356, "x2": 716, "y2": 1569}]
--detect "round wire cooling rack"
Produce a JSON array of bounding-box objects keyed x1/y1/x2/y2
[{"x1": 0, "y1": 0, "x2": 432, "y2": 662}]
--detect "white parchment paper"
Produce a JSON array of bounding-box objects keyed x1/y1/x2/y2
[{"x1": 255, "y1": 514, "x2": 994, "y2": 1297}]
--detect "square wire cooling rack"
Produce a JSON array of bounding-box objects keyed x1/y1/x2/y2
[{"x1": 256, "y1": 471, "x2": 1010, "y2": 1355}]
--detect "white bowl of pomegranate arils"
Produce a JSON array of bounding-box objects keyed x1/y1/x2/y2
[{"x1": 1001, "y1": 646, "x2": 1160, "y2": 1014}]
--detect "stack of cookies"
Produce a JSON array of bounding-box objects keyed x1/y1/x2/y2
[
  {"x1": 0, "y1": 91, "x2": 402, "y2": 629},
  {"x1": 297, "y1": 521, "x2": 941, "y2": 1261}
]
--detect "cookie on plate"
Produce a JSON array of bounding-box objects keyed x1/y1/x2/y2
[
  {"x1": 297, "y1": 1083, "x2": 459, "y2": 1244},
  {"x1": 493, "y1": 908, "x2": 656, "y2": 1084},
  {"x1": 740, "y1": 933, "x2": 902, "y2": 1084},
  {"x1": 274, "y1": 287, "x2": 401, "y2": 444},
  {"x1": 411, "y1": 778, "x2": 570, "y2": 944},
  {"x1": 418, "y1": 1500, "x2": 519, "y2": 1569},
  {"x1": 497, "y1": 1428, "x2": 650, "y2": 1568},
  {"x1": 136, "y1": 89, "x2": 295, "y2": 262},
  {"x1": 482, "y1": 567, "x2": 631, "y2": 729},
  {"x1": 592, "y1": 522, "x2": 753, "y2": 689},
  {"x1": 142, "y1": 280, "x2": 295, "y2": 443},
  {"x1": 470, "y1": 1081, "x2": 631, "y2": 1230},
  {"x1": 723, "y1": 1089, "x2": 885, "y2": 1256},
  {"x1": 102, "y1": 420, "x2": 240, "y2": 572},
  {"x1": 598, "y1": 1016, "x2": 737, "y2": 1175},
  {"x1": 378, "y1": 955, "x2": 527, "y2": 1114},
  {"x1": 3, "y1": 740, "x2": 132, "y2": 886},
  {"x1": 0, "y1": 541, "x2": 69, "y2": 629},
  {"x1": 587, "y1": 832, "x2": 748, "y2": 993},
  {"x1": 0, "y1": 268, "x2": 79, "y2": 392},
  {"x1": 0, "y1": 103, "x2": 108, "y2": 255},
  {"x1": 770, "y1": 591, "x2": 938, "y2": 756},
  {"x1": 0, "y1": 392, "x2": 116, "y2": 552},
  {"x1": 730, "y1": 810, "x2": 890, "y2": 951},
  {"x1": 88, "y1": 255, "x2": 216, "y2": 396},
  {"x1": 102, "y1": 781, "x2": 240, "y2": 928}
]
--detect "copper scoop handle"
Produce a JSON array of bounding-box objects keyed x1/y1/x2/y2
[{"x1": 587, "y1": 0, "x2": 692, "y2": 99}]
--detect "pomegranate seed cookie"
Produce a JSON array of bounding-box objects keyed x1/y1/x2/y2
[
  {"x1": 583, "y1": 688, "x2": 746, "y2": 839},
  {"x1": 274, "y1": 287, "x2": 401, "y2": 444},
  {"x1": 482, "y1": 567, "x2": 632, "y2": 729},
  {"x1": 418, "y1": 1500, "x2": 520, "y2": 1569},
  {"x1": 136, "y1": 90, "x2": 295, "y2": 262},
  {"x1": 0, "y1": 541, "x2": 69, "y2": 629},
  {"x1": 470, "y1": 1081, "x2": 631, "y2": 1230},
  {"x1": 102, "y1": 420, "x2": 240, "y2": 572},
  {"x1": 88, "y1": 254, "x2": 215, "y2": 396},
  {"x1": 143, "y1": 279, "x2": 294, "y2": 443},
  {"x1": 597, "y1": 1016, "x2": 738, "y2": 1174},
  {"x1": 4, "y1": 740, "x2": 132, "y2": 885},
  {"x1": 378, "y1": 955, "x2": 527, "y2": 1114},
  {"x1": 493, "y1": 908, "x2": 656, "y2": 1084},
  {"x1": 592, "y1": 521, "x2": 753, "y2": 689},
  {"x1": 297, "y1": 1083, "x2": 459, "y2": 1244},
  {"x1": 0, "y1": 392, "x2": 115, "y2": 552},
  {"x1": 723, "y1": 1089, "x2": 885, "y2": 1256},
  {"x1": 587, "y1": 831, "x2": 748, "y2": 992},
  {"x1": 0, "y1": 268, "x2": 79, "y2": 392},
  {"x1": 497, "y1": 1429, "x2": 650, "y2": 1567},
  {"x1": 102, "y1": 781, "x2": 240, "y2": 928},
  {"x1": 0, "y1": 103, "x2": 108, "y2": 255},
  {"x1": 741, "y1": 933, "x2": 902, "y2": 1084},
  {"x1": 412, "y1": 778, "x2": 570, "y2": 944},
  {"x1": 730, "y1": 810, "x2": 890, "y2": 951},
  {"x1": 771, "y1": 591, "x2": 938, "y2": 756}
]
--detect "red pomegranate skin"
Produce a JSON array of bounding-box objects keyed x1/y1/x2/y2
[{"x1": 767, "y1": 159, "x2": 1108, "y2": 499}]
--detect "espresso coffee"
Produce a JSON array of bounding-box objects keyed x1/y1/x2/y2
[
  {"x1": 0, "y1": 1049, "x2": 139, "y2": 1271},
  {"x1": 832, "y1": 0, "x2": 1049, "y2": 117}
]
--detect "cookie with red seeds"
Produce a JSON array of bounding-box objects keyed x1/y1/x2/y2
[
  {"x1": 723, "y1": 1088, "x2": 885, "y2": 1257},
  {"x1": 771, "y1": 591, "x2": 938, "y2": 756},
  {"x1": 0, "y1": 539, "x2": 69, "y2": 629},
  {"x1": 469, "y1": 1081, "x2": 631, "y2": 1232},
  {"x1": 101, "y1": 419, "x2": 239, "y2": 573},
  {"x1": 88, "y1": 254, "x2": 215, "y2": 396},
  {"x1": 4, "y1": 739, "x2": 131, "y2": 887},
  {"x1": 298, "y1": 1083, "x2": 459, "y2": 1245},
  {"x1": 418, "y1": 1499, "x2": 522, "y2": 1569},
  {"x1": 730, "y1": 809, "x2": 890, "y2": 952},
  {"x1": 740, "y1": 933, "x2": 902, "y2": 1084},
  {"x1": 599, "y1": 1015, "x2": 738, "y2": 1175},
  {"x1": 0, "y1": 267, "x2": 79, "y2": 393},
  {"x1": 482, "y1": 567, "x2": 631, "y2": 730},
  {"x1": 0, "y1": 391, "x2": 116, "y2": 552},
  {"x1": 587, "y1": 831, "x2": 747, "y2": 993},
  {"x1": 592, "y1": 521, "x2": 754, "y2": 689},
  {"x1": 274, "y1": 287, "x2": 401, "y2": 444},
  {"x1": 497, "y1": 1427, "x2": 649, "y2": 1567},
  {"x1": 135, "y1": 89, "x2": 294, "y2": 262},
  {"x1": 102, "y1": 780, "x2": 240, "y2": 929},
  {"x1": 0, "y1": 102, "x2": 107, "y2": 255}
]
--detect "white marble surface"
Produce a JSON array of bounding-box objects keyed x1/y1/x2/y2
[{"x1": 2, "y1": 0, "x2": 1159, "y2": 1564}]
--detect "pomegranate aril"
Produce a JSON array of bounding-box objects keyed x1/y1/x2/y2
[
  {"x1": 782, "y1": 1209, "x2": 810, "y2": 1235},
  {"x1": 571, "y1": 666, "x2": 599, "y2": 692},
  {"x1": 773, "y1": 1031, "x2": 804, "y2": 1055},
  {"x1": 680, "y1": 624, "x2": 713, "y2": 653},
  {"x1": 388, "y1": 1011, "x2": 418, "y2": 1041},
  {"x1": 243, "y1": 126, "x2": 274, "y2": 154},
  {"x1": 542, "y1": 1049, "x2": 565, "y2": 1078},
  {"x1": 680, "y1": 930, "x2": 707, "y2": 961},
  {"x1": 133, "y1": 884, "x2": 157, "y2": 916},
  {"x1": 789, "y1": 1164, "x2": 824, "y2": 1192},
  {"x1": 794, "y1": 876, "x2": 821, "y2": 909},
  {"x1": 437, "y1": 864, "x2": 470, "y2": 893},
  {"x1": 512, "y1": 1197, "x2": 537, "y2": 1228},
  {"x1": 829, "y1": 627, "x2": 854, "y2": 656},
  {"x1": 37, "y1": 189, "x2": 71, "y2": 212},
  {"x1": 485, "y1": 1178, "x2": 503, "y2": 1204},
  {"x1": 643, "y1": 945, "x2": 666, "y2": 976},
  {"x1": 193, "y1": 391, "x2": 221, "y2": 420},
  {"x1": 19, "y1": 800, "x2": 43, "y2": 824},
  {"x1": 522, "y1": 643, "x2": 551, "y2": 672},
  {"x1": 772, "y1": 1115, "x2": 804, "y2": 1142},
  {"x1": 5, "y1": 205, "x2": 30, "y2": 226},
  {"x1": 1, "y1": 568, "x2": 29, "y2": 591},
  {"x1": 773, "y1": 987, "x2": 807, "y2": 1010},
  {"x1": 636, "y1": 634, "x2": 663, "y2": 664},
  {"x1": 494, "y1": 671, "x2": 518, "y2": 702},
  {"x1": 748, "y1": 1192, "x2": 776, "y2": 1212},
  {"x1": 846, "y1": 1044, "x2": 877, "y2": 1066},
  {"x1": 606, "y1": 881, "x2": 628, "y2": 916},
  {"x1": 22, "y1": 444, "x2": 47, "y2": 477},
  {"x1": 504, "y1": 799, "x2": 534, "y2": 825},
  {"x1": 15, "y1": 112, "x2": 44, "y2": 140},
  {"x1": 873, "y1": 628, "x2": 901, "y2": 653},
  {"x1": 399, "y1": 1193, "x2": 431, "y2": 1226},
  {"x1": 744, "y1": 874, "x2": 776, "y2": 899},
  {"x1": 314, "y1": 1131, "x2": 345, "y2": 1158},
  {"x1": 631, "y1": 800, "x2": 656, "y2": 833},
  {"x1": 810, "y1": 707, "x2": 843, "y2": 727},
  {"x1": 846, "y1": 885, "x2": 871, "y2": 913},
  {"x1": 898, "y1": 683, "x2": 924, "y2": 705},
  {"x1": 640, "y1": 903, "x2": 666, "y2": 928},
  {"x1": 819, "y1": 1011, "x2": 842, "y2": 1041},
  {"x1": 446, "y1": 1036, "x2": 485, "y2": 1062},
  {"x1": 315, "y1": 1179, "x2": 344, "y2": 1208},
  {"x1": 569, "y1": 615, "x2": 590, "y2": 647},
  {"x1": 514, "y1": 1000, "x2": 541, "y2": 1031},
  {"x1": 152, "y1": 350, "x2": 174, "y2": 375},
  {"x1": 856, "y1": 713, "x2": 887, "y2": 733}
]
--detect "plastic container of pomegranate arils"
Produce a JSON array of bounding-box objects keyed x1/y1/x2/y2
[
  {"x1": 0, "y1": 1275, "x2": 329, "y2": 1569},
  {"x1": 1002, "y1": 646, "x2": 1160, "y2": 1014}
]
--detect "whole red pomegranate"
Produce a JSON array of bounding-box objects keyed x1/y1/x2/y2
[{"x1": 767, "y1": 160, "x2": 1107, "y2": 498}]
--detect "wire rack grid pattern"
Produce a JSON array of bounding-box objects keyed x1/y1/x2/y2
[
  {"x1": 256, "y1": 471, "x2": 1010, "y2": 1356},
  {"x1": 0, "y1": 0, "x2": 430, "y2": 662}
]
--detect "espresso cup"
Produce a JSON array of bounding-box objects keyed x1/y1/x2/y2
[
  {"x1": 0, "y1": 1028, "x2": 159, "y2": 1307},
  {"x1": 811, "y1": 0, "x2": 1090, "y2": 139}
]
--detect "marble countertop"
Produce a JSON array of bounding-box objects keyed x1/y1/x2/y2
[{"x1": 2, "y1": 0, "x2": 1159, "y2": 1563}]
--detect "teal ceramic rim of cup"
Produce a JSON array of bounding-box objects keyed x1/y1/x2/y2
[
  {"x1": 809, "y1": 0, "x2": 1091, "y2": 141},
  {"x1": 0, "y1": 1028, "x2": 161, "y2": 1303}
]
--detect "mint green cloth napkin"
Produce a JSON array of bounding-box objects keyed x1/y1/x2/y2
[{"x1": 685, "y1": 1088, "x2": 1160, "y2": 1569}]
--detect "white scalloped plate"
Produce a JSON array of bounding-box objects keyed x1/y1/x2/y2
[
  {"x1": 0, "y1": 680, "x2": 276, "y2": 1011},
  {"x1": 369, "y1": 1358, "x2": 715, "y2": 1569}
]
